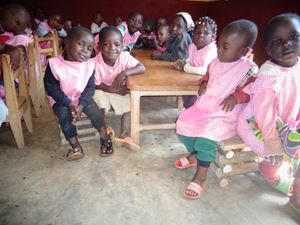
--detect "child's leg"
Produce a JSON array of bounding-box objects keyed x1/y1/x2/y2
[
  {"x1": 175, "y1": 134, "x2": 197, "y2": 168},
  {"x1": 120, "y1": 111, "x2": 130, "y2": 138},
  {"x1": 52, "y1": 104, "x2": 84, "y2": 160},
  {"x1": 83, "y1": 99, "x2": 113, "y2": 156},
  {"x1": 184, "y1": 137, "x2": 218, "y2": 198}
]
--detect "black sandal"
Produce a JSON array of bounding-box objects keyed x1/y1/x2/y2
[
  {"x1": 66, "y1": 144, "x2": 84, "y2": 161},
  {"x1": 100, "y1": 137, "x2": 114, "y2": 157}
]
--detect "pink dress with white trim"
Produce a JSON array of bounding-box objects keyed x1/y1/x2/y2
[
  {"x1": 94, "y1": 51, "x2": 139, "y2": 86},
  {"x1": 187, "y1": 42, "x2": 217, "y2": 69},
  {"x1": 118, "y1": 22, "x2": 141, "y2": 50},
  {"x1": 237, "y1": 58, "x2": 300, "y2": 157},
  {"x1": 176, "y1": 57, "x2": 257, "y2": 141},
  {"x1": 47, "y1": 56, "x2": 95, "y2": 107}
]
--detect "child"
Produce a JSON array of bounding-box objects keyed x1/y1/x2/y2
[
  {"x1": 44, "y1": 26, "x2": 113, "y2": 160},
  {"x1": 91, "y1": 12, "x2": 108, "y2": 35},
  {"x1": 118, "y1": 12, "x2": 143, "y2": 51},
  {"x1": 174, "y1": 16, "x2": 218, "y2": 108},
  {"x1": 114, "y1": 16, "x2": 122, "y2": 27},
  {"x1": 93, "y1": 26, "x2": 145, "y2": 148},
  {"x1": 135, "y1": 18, "x2": 156, "y2": 49},
  {"x1": 32, "y1": 6, "x2": 47, "y2": 31},
  {"x1": 37, "y1": 13, "x2": 67, "y2": 38},
  {"x1": 175, "y1": 19, "x2": 258, "y2": 199},
  {"x1": 151, "y1": 12, "x2": 193, "y2": 61},
  {"x1": 156, "y1": 16, "x2": 168, "y2": 28},
  {"x1": 154, "y1": 25, "x2": 170, "y2": 52},
  {"x1": 236, "y1": 13, "x2": 300, "y2": 209}
]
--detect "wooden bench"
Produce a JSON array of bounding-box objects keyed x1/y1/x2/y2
[{"x1": 211, "y1": 135, "x2": 259, "y2": 187}]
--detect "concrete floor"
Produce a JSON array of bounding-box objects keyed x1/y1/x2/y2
[{"x1": 0, "y1": 97, "x2": 299, "y2": 225}]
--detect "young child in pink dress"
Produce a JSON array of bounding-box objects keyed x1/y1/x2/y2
[
  {"x1": 236, "y1": 13, "x2": 300, "y2": 210},
  {"x1": 117, "y1": 12, "x2": 143, "y2": 51},
  {"x1": 174, "y1": 16, "x2": 218, "y2": 108},
  {"x1": 175, "y1": 19, "x2": 258, "y2": 199},
  {"x1": 93, "y1": 26, "x2": 145, "y2": 149},
  {"x1": 154, "y1": 25, "x2": 170, "y2": 52},
  {"x1": 44, "y1": 27, "x2": 113, "y2": 160}
]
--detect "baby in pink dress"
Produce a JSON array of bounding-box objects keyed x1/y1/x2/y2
[
  {"x1": 44, "y1": 27, "x2": 113, "y2": 160},
  {"x1": 93, "y1": 26, "x2": 145, "y2": 149},
  {"x1": 175, "y1": 20, "x2": 258, "y2": 199},
  {"x1": 236, "y1": 13, "x2": 300, "y2": 210},
  {"x1": 174, "y1": 16, "x2": 218, "y2": 108},
  {"x1": 117, "y1": 12, "x2": 143, "y2": 51}
]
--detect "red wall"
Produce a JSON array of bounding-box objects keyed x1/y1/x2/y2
[{"x1": 18, "y1": 0, "x2": 300, "y2": 65}]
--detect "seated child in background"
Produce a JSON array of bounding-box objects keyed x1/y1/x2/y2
[
  {"x1": 151, "y1": 12, "x2": 193, "y2": 61},
  {"x1": 44, "y1": 26, "x2": 113, "y2": 160},
  {"x1": 114, "y1": 16, "x2": 122, "y2": 27},
  {"x1": 154, "y1": 24, "x2": 170, "y2": 52},
  {"x1": 32, "y1": 6, "x2": 47, "y2": 31},
  {"x1": 135, "y1": 18, "x2": 156, "y2": 49},
  {"x1": 175, "y1": 19, "x2": 258, "y2": 199},
  {"x1": 118, "y1": 12, "x2": 143, "y2": 51},
  {"x1": 235, "y1": 13, "x2": 300, "y2": 209},
  {"x1": 174, "y1": 16, "x2": 218, "y2": 108},
  {"x1": 91, "y1": 12, "x2": 108, "y2": 35},
  {"x1": 156, "y1": 16, "x2": 168, "y2": 28},
  {"x1": 93, "y1": 26, "x2": 145, "y2": 149},
  {"x1": 37, "y1": 13, "x2": 67, "y2": 38}
]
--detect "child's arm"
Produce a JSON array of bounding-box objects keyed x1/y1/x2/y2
[
  {"x1": 112, "y1": 63, "x2": 145, "y2": 90},
  {"x1": 43, "y1": 64, "x2": 72, "y2": 107},
  {"x1": 198, "y1": 73, "x2": 209, "y2": 96}
]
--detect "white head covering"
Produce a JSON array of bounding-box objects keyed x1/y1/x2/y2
[{"x1": 176, "y1": 12, "x2": 194, "y2": 31}]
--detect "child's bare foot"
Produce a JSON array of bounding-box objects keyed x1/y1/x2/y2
[
  {"x1": 175, "y1": 153, "x2": 197, "y2": 169},
  {"x1": 183, "y1": 166, "x2": 208, "y2": 199}
]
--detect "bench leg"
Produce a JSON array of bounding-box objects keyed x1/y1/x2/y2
[{"x1": 130, "y1": 91, "x2": 140, "y2": 146}]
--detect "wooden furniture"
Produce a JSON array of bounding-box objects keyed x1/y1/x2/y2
[
  {"x1": 2, "y1": 52, "x2": 33, "y2": 148},
  {"x1": 29, "y1": 32, "x2": 59, "y2": 112},
  {"x1": 211, "y1": 135, "x2": 259, "y2": 187},
  {"x1": 127, "y1": 50, "x2": 200, "y2": 145}
]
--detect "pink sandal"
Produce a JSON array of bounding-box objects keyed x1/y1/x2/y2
[
  {"x1": 183, "y1": 182, "x2": 204, "y2": 199},
  {"x1": 175, "y1": 157, "x2": 197, "y2": 169}
]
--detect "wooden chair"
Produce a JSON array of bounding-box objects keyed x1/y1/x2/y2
[
  {"x1": 1, "y1": 51, "x2": 33, "y2": 148},
  {"x1": 29, "y1": 32, "x2": 59, "y2": 111}
]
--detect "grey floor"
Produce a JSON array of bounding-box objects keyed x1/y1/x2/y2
[{"x1": 0, "y1": 97, "x2": 299, "y2": 225}]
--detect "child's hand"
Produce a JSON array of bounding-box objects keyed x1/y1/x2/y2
[
  {"x1": 174, "y1": 60, "x2": 186, "y2": 70},
  {"x1": 220, "y1": 95, "x2": 237, "y2": 112},
  {"x1": 115, "y1": 85, "x2": 129, "y2": 96},
  {"x1": 73, "y1": 105, "x2": 84, "y2": 124},
  {"x1": 151, "y1": 51, "x2": 162, "y2": 60},
  {"x1": 113, "y1": 72, "x2": 127, "y2": 90},
  {"x1": 198, "y1": 81, "x2": 208, "y2": 96},
  {"x1": 69, "y1": 104, "x2": 77, "y2": 120},
  {"x1": 264, "y1": 155, "x2": 283, "y2": 166}
]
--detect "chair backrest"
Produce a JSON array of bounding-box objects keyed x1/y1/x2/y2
[
  {"x1": 2, "y1": 50, "x2": 28, "y2": 111},
  {"x1": 34, "y1": 31, "x2": 59, "y2": 76}
]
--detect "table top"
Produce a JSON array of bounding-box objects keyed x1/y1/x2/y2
[{"x1": 126, "y1": 50, "x2": 201, "y2": 91}]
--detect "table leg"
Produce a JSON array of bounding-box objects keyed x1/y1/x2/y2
[{"x1": 130, "y1": 91, "x2": 141, "y2": 145}]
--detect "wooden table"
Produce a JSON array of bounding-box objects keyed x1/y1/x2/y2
[{"x1": 127, "y1": 50, "x2": 200, "y2": 145}]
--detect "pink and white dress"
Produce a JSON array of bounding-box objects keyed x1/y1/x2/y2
[
  {"x1": 237, "y1": 59, "x2": 300, "y2": 157},
  {"x1": 183, "y1": 42, "x2": 217, "y2": 75},
  {"x1": 118, "y1": 22, "x2": 141, "y2": 51},
  {"x1": 94, "y1": 51, "x2": 139, "y2": 86},
  {"x1": 47, "y1": 56, "x2": 95, "y2": 107},
  {"x1": 176, "y1": 57, "x2": 257, "y2": 141}
]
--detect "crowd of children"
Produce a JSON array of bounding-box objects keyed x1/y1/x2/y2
[{"x1": 0, "y1": 2, "x2": 300, "y2": 214}]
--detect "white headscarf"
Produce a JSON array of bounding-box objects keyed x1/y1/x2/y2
[{"x1": 176, "y1": 12, "x2": 194, "y2": 31}]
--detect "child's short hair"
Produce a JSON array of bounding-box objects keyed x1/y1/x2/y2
[
  {"x1": 263, "y1": 13, "x2": 300, "y2": 47},
  {"x1": 223, "y1": 19, "x2": 258, "y2": 48},
  {"x1": 0, "y1": 3, "x2": 31, "y2": 28},
  {"x1": 67, "y1": 26, "x2": 93, "y2": 40},
  {"x1": 128, "y1": 11, "x2": 143, "y2": 20},
  {"x1": 195, "y1": 16, "x2": 217, "y2": 39},
  {"x1": 98, "y1": 26, "x2": 122, "y2": 43}
]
